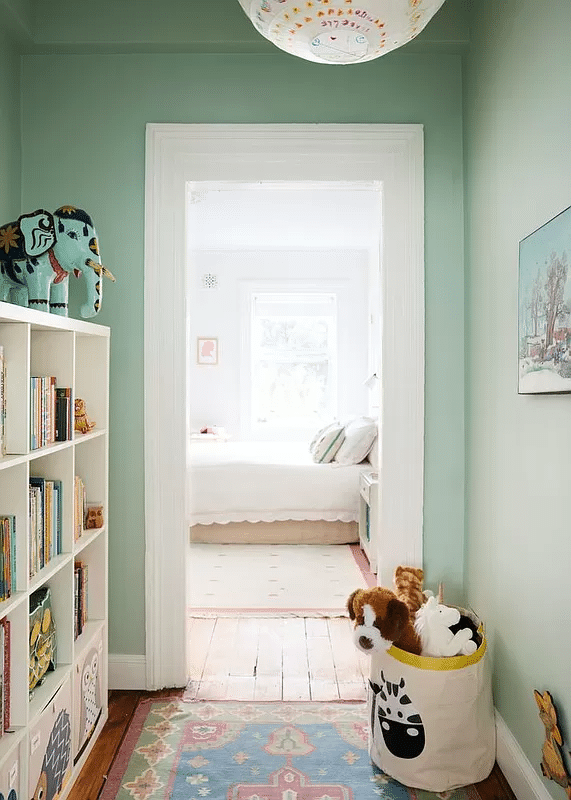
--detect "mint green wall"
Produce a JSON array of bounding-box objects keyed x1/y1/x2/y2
[
  {"x1": 5, "y1": 0, "x2": 33, "y2": 30},
  {"x1": 2, "y1": 0, "x2": 33, "y2": 41},
  {"x1": 464, "y1": 0, "x2": 571, "y2": 786},
  {"x1": 31, "y1": 0, "x2": 468, "y2": 53},
  {"x1": 0, "y1": 26, "x2": 22, "y2": 220},
  {"x1": 21, "y1": 51, "x2": 465, "y2": 656}
]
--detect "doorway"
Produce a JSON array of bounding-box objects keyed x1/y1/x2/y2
[
  {"x1": 185, "y1": 180, "x2": 381, "y2": 696},
  {"x1": 144, "y1": 124, "x2": 425, "y2": 690}
]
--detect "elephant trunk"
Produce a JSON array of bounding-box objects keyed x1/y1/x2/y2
[{"x1": 80, "y1": 257, "x2": 115, "y2": 318}]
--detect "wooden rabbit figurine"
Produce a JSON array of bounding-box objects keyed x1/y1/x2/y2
[{"x1": 534, "y1": 689, "x2": 571, "y2": 797}]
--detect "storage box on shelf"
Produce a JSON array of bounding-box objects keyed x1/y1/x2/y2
[{"x1": 0, "y1": 302, "x2": 109, "y2": 799}]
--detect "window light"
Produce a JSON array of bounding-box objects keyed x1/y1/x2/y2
[{"x1": 251, "y1": 292, "x2": 337, "y2": 428}]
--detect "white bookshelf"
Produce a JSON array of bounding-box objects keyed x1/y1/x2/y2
[{"x1": 0, "y1": 301, "x2": 109, "y2": 799}]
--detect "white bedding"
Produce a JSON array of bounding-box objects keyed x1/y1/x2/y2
[{"x1": 188, "y1": 440, "x2": 362, "y2": 526}]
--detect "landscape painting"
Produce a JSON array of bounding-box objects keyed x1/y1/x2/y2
[{"x1": 518, "y1": 205, "x2": 571, "y2": 394}]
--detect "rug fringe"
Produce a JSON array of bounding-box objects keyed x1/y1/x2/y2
[{"x1": 188, "y1": 608, "x2": 350, "y2": 618}]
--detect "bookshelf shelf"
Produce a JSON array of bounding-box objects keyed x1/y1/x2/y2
[
  {"x1": 74, "y1": 525, "x2": 105, "y2": 555},
  {"x1": 28, "y1": 553, "x2": 73, "y2": 593},
  {"x1": 0, "y1": 593, "x2": 27, "y2": 620},
  {"x1": 28, "y1": 664, "x2": 73, "y2": 720},
  {"x1": 73, "y1": 429, "x2": 107, "y2": 445},
  {"x1": 0, "y1": 726, "x2": 26, "y2": 765},
  {"x1": 74, "y1": 620, "x2": 105, "y2": 657},
  {"x1": 0, "y1": 455, "x2": 30, "y2": 472},
  {"x1": 28, "y1": 440, "x2": 75, "y2": 459},
  {"x1": 0, "y1": 303, "x2": 109, "y2": 800}
]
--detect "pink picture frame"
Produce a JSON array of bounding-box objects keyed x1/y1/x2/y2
[{"x1": 197, "y1": 337, "x2": 218, "y2": 365}]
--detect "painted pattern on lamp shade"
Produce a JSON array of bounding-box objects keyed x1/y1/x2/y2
[{"x1": 237, "y1": 0, "x2": 446, "y2": 64}]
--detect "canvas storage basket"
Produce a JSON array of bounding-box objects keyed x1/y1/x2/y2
[{"x1": 368, "y1": 611, "x2": 495, "y2": 792}]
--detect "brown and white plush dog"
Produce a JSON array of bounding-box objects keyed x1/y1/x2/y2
[{"x1": 346, "y1": 586, "x2": 423, "y2": 656}]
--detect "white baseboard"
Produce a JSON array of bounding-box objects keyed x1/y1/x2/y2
[
  {"x1": 109, "y1": 654, "x2": 147, "y2": 689},
  {"x1": 495, "y1": 711, "x2": 554, "y2": 800}
]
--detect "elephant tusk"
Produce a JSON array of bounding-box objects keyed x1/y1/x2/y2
[{"x1": 85, "y1": 259, "x2": 116, "y2": 282}]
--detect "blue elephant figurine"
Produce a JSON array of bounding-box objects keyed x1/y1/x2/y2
[{"x1": 0, "y1": 205, "x2": 115, "y2": 317}]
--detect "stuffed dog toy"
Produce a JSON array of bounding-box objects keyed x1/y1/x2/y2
[{"x1": 347, "y1": 586, "x2": 423, "y2": 655}]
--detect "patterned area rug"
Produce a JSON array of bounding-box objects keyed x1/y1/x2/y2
[{"x1": 100, "y1": 699, "x2": 482, "y2": 800}]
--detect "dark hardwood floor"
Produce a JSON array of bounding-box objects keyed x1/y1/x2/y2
[{"x1": 67, "y1": 689, "x2": 518, "y2": 800}]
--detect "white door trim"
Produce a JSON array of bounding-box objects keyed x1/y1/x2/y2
[{"x1": 144, "y1": 124, "x2": 425, "y2": 689}]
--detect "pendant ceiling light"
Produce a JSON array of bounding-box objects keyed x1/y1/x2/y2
[{"x1": 238, "y1": 0, "x2": 445, "y2": 65}]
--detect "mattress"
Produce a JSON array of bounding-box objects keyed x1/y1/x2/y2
[{"x1": 188, "y1": 440, "x2": 362, "y2": 526}]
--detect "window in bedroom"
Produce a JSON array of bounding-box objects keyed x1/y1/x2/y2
[{"x1": 251, "y1": 292, "x2": 337, "y2": 431}]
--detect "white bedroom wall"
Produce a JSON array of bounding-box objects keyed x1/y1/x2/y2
[{"x1": 188, "y1": 248, "x2": 371, "y2": 441}]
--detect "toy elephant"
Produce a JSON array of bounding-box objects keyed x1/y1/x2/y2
[{"x1": 0, "y1": 205, "x2": 115, "y2": 317}]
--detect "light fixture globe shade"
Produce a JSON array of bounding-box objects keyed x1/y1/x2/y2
[{"x1": 238, "y1": 0, "x2": 446, "y2": 65}]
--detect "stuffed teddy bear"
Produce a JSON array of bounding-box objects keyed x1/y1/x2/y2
[
  {"x1": 347, "y1": 586, "x2": 422, "y2": 656},
  {"x1": 74, "y1": 398, "x2": 96, "y2": 434},
  {"x1": 413, "y1": 596, "x2": 478, "y2": 657},
  {"x1": 393, "y1": 565, "x2": 428, "y2": 617}
]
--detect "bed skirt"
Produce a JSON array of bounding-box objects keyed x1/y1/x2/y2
[{"x1": 189, "y1": 519, "x2": 359, "y2": 545}]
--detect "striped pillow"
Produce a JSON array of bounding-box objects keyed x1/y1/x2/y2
[
  {"x1": 309, "y1": 422, "x2": 346, "y2": 464},
  {"x1": 334, "y1": 416, "x2": 377, "y2": 465}
]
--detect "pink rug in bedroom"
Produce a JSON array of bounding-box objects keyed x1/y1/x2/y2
[{"x1": 187, "y1": 543, "x2": 375, "y2": 616}]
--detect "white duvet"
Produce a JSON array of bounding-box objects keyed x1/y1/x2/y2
[{"x1": 188, "y1": 440, "x2": 361, "y2": 526}]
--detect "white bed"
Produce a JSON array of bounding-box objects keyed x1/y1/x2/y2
[{"x1": 188, "y1": 440, "x2": 362, "y2": 544}]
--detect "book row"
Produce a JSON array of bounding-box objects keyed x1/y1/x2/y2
[
  {"x1": 30, "y1": 377, "x2": 73, "y2": 450},
  {"x1": 0, "y1": 517, "x2": 16, "y2": 602},
  {"x1": 74, "y1": 476, "x2": 87, "y2": 542},
  {"x1": 0, "y1": 347, "x2": 6, "y2": 458},
  {"x1": 0, "y1": 617, "x2": 10, "y2": 736},
  {"x1": 74, "y1": 561, "x2": 89, "y2": 640},
  {"x1": 29, "y1": 478, "x2": 63, "y2": 578}
]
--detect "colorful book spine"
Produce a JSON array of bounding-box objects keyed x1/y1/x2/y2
[
  {"x1": 0, "y1": 621, "x2": 4, "y2": 737},
  {"x1": 74, "y1": 560, "x2": 89, "y2": 639},
  {"x1": 30, "y1": 379, "x2": 72, "y2": 449},
  {"x1": 1, "y1": 617, "x2": 10, "y2": 732},
  {"x1": 53, "y1": 480, "x2": 62, "y2": 556},
  {"x1": 0, "y1": 517, "x2": 15, "y2": 601},
  {"x1": 29, "y1": 478, "x2": 62, "y2": 576},
  {"x1": 0, "y1": 345, "x2": 5, "y2": 457},
  {"x1": 55, "y1": 387, "x2": 72, "y2": 442}
]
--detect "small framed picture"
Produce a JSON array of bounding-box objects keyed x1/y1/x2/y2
[{"x1": 197, "y1": 337, "x2": 218, "y2": 365}]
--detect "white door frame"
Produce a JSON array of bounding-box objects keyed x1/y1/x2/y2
[{"x1": 144, "y1": 124, "x2": 425, "y2": 690}]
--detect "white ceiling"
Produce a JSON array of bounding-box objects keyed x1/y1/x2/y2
[{"x1": 186, "y1": 182, "x2": 382, "y2": 251}]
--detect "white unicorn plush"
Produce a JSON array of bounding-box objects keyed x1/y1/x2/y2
[{"x1": 414, "y1": 596, "x2": 478, "y2": 657}]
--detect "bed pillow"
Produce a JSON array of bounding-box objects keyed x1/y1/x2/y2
[
  {"x1": 334, "y1": 416, "x2": 377, "y2": 466},
  {"x1": 367, "y1": 434, "x2": 379, "y2": 469},
  {"x1": 309, "y1": 421, "x2": 346, "y2": 463}
]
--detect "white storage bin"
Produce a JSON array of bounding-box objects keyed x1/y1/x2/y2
[
  {"x1": 0, "y1": 740, "x2": 22, "y2": 800},
  {"x1": 73, "y1": 628, "x2": 104, "y2": 763},
  {"x1": 29, "y1": 673, "x2": 73, "y2": 800},
  {"x1": 368, "y1": 615, "x2": 495, "y2": 792}
]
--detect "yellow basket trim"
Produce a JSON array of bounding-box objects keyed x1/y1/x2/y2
[{"x1": 387, "y1": 635, "x2": 487, "y2": 671}]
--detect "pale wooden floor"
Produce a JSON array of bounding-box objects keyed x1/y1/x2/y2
[{"x1": 186, "y1": 615, "x2": 370, "y2": 702}]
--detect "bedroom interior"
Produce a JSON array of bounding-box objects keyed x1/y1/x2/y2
[{"x1": 186, "y1": 182, "x2": 381, "y2": 637}]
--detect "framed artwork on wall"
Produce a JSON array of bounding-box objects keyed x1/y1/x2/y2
[
  {"x1": 197, "y1": 337, "x2": 218, "y2": 365},
  {"x1": 518, "y1": 205, "x2": 571, "y2": 394}
]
